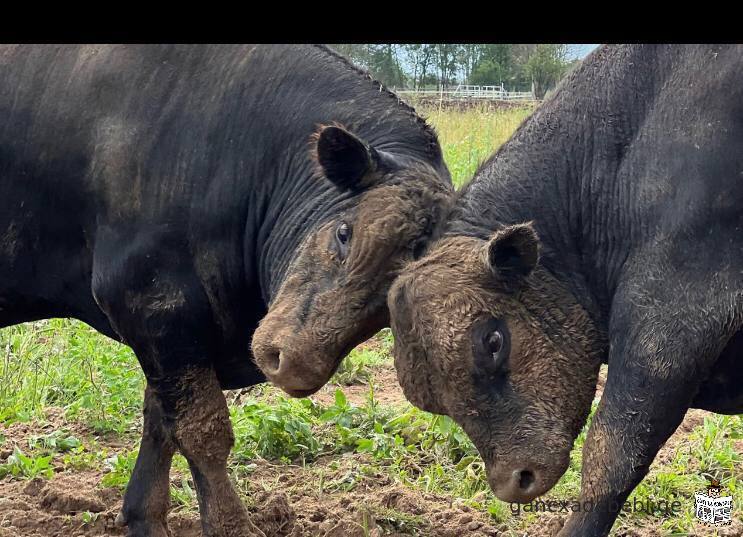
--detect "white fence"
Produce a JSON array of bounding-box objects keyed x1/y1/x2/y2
[{"x1": 395, "y1": 84, "x2": 535, "y2": 102}]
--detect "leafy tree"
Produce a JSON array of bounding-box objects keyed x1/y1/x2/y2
[
  {"x1": 400, "y1": 44, "x2": 435, "y2": 89},
  {"x1": 368, "y1": 44, "x2": 406, "y2": 88},
  {"x1": 524, "y1": 44, "x2": 569, "y2": 99},
  {"x1": 433, "y1": 44, "x2": 462, "y2": 89},
  {"x1": 470, "y1": 44, "x2": 514, "y2": 87}
]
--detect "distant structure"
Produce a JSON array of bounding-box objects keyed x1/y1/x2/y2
[{"x1": 395, "y1": 84, "x2": 536, "y2": 104}]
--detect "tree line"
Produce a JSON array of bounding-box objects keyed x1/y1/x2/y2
[{"x1": 330, "y1": 44, "x2": 581, "y2": 99}]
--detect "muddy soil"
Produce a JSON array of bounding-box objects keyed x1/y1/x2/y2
[
  {"x1": 0, "y1": 429, "x2": 503, "y2": 537},
  {"x1": 1, "y1": 366, "x2": 740, "y2": 537}
]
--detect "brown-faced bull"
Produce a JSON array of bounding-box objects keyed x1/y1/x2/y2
[
  {"x1": 389, "y1": 44, "x2": 743, "y2": 536},
  {"x1": 0, "y1": 44, "x2": 451, "y2": 537}
]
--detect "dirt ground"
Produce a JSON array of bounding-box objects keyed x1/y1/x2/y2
[
  {"x1": 0, "y1": 418, "x2": 502, "y2": 537},
  {"x1": 1, "y1": 367, "x2": 741, "y2": 537},
  {"x1": 0, "y1": 374, "x2": 505, "y2": 537}
]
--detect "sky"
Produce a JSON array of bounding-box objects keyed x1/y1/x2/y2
[{"x1": 568, "y1": 44, "x2": 600, "y2": 60}]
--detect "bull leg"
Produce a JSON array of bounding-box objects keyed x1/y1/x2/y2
[
  {"x1": 169, "y1": 367, "x2": 266, "y2": 537},
  {"x1": 557, "y1": 363, "x2": 695, "y2": 536},
  {"x1": 117, "y1": 385, "x2": 176, "y2": 537},
  {"x1": 90, "y1": 233, "x2": 266, "y2": 536},
  {"x1": 558, "y1": 283, "x2": 740, "y2": 537}
]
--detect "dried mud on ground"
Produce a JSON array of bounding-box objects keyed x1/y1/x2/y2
[
  {"x1": 0, "y1": 419, "x2": 503, "y2": 537},
  {"x1": 1, "y1": 367, "x2": 741, "y2": 537}
]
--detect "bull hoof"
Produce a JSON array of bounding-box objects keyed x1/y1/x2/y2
[{"x1": 118, "y1": 515, "x2": 171, "y2": 537}]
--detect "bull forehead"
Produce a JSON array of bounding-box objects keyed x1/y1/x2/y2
[
  {"x1": 397, "y1": 238, "x2": 494, "y2": 307},
  {"x1": 355, "y1": 175, "x2": 442, "y2": 220}
]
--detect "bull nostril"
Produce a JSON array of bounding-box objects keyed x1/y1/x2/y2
[
  {"x1": 263, "y1": 349, "x2": 281, "y2": 374},
  {"x1": 518, "y1": 469, "x2": 535, "y2": 491}
]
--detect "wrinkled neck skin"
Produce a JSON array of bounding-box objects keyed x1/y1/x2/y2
[
  {"x1": 251, "y1": 150, "x2": 352, "y2": 305},
  {"x1": 449, "y1": 45, "x2": 671, "y2": 333}
]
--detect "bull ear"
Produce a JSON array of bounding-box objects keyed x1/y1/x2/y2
[
  {"x1": 485, "y1": 223, "x2": 540, "y2": 282},
  {"x1": 315, "y1": 125, "x2": 378, "y2": 190}
]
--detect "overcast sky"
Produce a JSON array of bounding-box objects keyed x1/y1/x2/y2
[{"x1": 568, "y1": 44, "x2": 600, "y2": 60}]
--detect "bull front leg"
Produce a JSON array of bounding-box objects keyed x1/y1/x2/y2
[
  {"x1": 557, "y1": 281, "x2": 739, "y2": 536},
  {"x1": 116, "y1": 385, "x2": 176, "y2": 537},
  {"x1": 167, "y1": 367, "x2": 266, "y2": 537},
  {"x1": 92, "y1": 228, "x2": 267, "y2": 537},
  {"x1": 556, "y1": 368, "x2": 693, "y2": 536}
]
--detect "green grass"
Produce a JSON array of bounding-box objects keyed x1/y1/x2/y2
[
  {"x1": 331, "y1": 347, "x2": 388, "y2": 387},
  {"x1": 0, "y1": 319, "x2": 144, "y2": 434},
  {"x1": 421, "y1": 104, "x2": 534, "y2": 188}
]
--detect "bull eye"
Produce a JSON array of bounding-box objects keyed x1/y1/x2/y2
[
  {"x1": 487, "y1": 330, "x2": 503, "y2": 357},
  {"x1": 336, "y1": 222, "x2": 350, "y2": 244},
  {"x1": 334, "y1": 222, "x2": 352, "y2": 260},
  {"x1": 472, "y1": 317, "x2": 510, "y2": 376}
]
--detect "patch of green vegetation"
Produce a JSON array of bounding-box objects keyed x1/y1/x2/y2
[
  {"x1": 27, "y1": 429, "x2": 81, "y2": 454},
  {"x1": 0, "y1": 446, "x2": 54, "y2": 479},
  {"x1": 231, "y1": 397, "x2": 322, "y2": 463},
  {"x1": 372, "y1": 506, "x2": 426, "y2": 534},
  {"x1": 81, "y1": 511, "x2": 100, "y2": 525},
  {"x1": 170, "y1": 474, "x2": 198, "y2": 512},
  {"x1": 421, "y1": 104, "x2": 535, "y2": 188},
  {"x1": 0, "y1": 319, "x2": 144, "y2": 434},
  {"x1": 62, "y1": 442, "x2": 108, "y2": 472},
  {"x1": 331, "y1": 347, "x2": 388, "y2": 387},
  {"x1": 618, "y1": 413, "x2": 743, "y2": 533},
  {"x1": 102, "y1": 449, "x2": 139, "y2": 489}
]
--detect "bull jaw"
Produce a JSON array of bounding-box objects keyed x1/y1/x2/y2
[{"x1": 281, "y1": 386, "x2": 322, "y2": 398}]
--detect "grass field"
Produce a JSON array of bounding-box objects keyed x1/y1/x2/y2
[{"x1": 0, "y1": 105, "x2": 741, "y2": 537}]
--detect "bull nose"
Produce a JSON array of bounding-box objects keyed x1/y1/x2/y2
[
  {"x1": 490, "y1": 467, "x2": 542, "y2": 503},
  {"x1": 255, "y1": 346, "x2": 327, "y2": 397}
]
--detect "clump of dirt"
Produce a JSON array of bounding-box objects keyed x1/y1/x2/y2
[
  {"x1": 40, "y1": 484, "x2": 107, "y2": 514},
  {"x1": 0, "y1": 469, "x2": 200, "y2": 537},
  {"x1": 311, "y1": 367, "x2": 407, "y2": 408},
  {"x1": 0, "y1": 460, "x2": 504, "y2": 537},
  {"x1": 242, "y1": 453, "x2": 503, "y2": 537},
  {"x1": 250, "y1": 492, "x2": 296, "y2": 536}
]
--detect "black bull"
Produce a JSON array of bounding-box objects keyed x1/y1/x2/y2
[
  {"x1": 0, "y1": 44, "x2": 451, "y2": 536},
  {"x1": 389, "y1": 43, "x2": 743, "y2": 537}
]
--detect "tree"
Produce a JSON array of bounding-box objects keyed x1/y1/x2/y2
[
  {"x1": 470, "y1": 44, "x2": 513, "y2": 87},
  {"x1": 458, "y1": 44, "x2": 482, "y2": 84},
  {"x1": 524, "y1": 44, "x2": 569, "y2": 99},
  {"x1": 433, "y1": 44, "x2": 462, "y2": 89},
  {"x1": 401, "y1": 44, "x2": 437, "y2": 89},
  {"x1": 368, "y1": 44, "x2": 406, "y2": 88},
  {"x1": 330, "y1": 44, "x2": 372, "y2": 68}
]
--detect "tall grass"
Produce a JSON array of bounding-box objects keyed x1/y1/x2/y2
[
  {"x1": 0, "y1": 319, "x2": 144, "y2": 433},
  {"x1": 419, "y1": 104, "x2": 534, "y2": 188}
]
